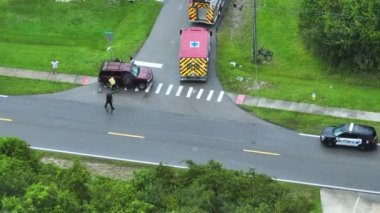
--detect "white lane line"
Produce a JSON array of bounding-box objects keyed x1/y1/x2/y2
[
  {"x1": 0, "y1": 95, "x2": 8, "y2": 98},
  {"x1": 275, "y1": 178, "x2": 380, "y2": 195},
  {"x1": 243, "y1": 149, "x2": 281, "y2": 156},
  {"x1": 217, "y1": 91, "x2": 225, "y2": 102},
  {"x1": 206, "y1": 90, "x2": 214, "y2": 101},
  {"x1": 108, "y1": 131, "x2": 145, "y2": 139},
  {"x1": 134, "y1": 60, "x2": 163, "y2": 69},
  {"x1": 196, "y1": 89, "x2": 204, "y2": 99},
  {"x1": 176, "y1": 86, "x2": 183, "y2": 96},
  {"x1": 165, "y1": 84, "x2": 173, "y2": 96},
  {"x1": 28, "y1": 146, "x2": 380, "y2": 195},
  {"x1": 0, "y1": 117, "x2": 12, "y2": 122},
  {"x1": 155, "y1": 83, "x2": 163, "y2": 94},
  {"x1": 186, "y1": 87, "x2": 193, "y2": 98},
  {"x1": 30, "y1": 147, "x2": 188, "y2": 169},
  {"x1": 145, "y1": 82, "x2": 153, "y2": 93},
  {"x1": 299, "y1": 133, "x2": 320, "y2": 138}
]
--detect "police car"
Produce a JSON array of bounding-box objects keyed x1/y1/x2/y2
[{"x1": 320, "y1": 123, "x2": 378, "y2": 150}]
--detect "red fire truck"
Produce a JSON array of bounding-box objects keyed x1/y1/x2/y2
[
  {"x1": 179, "y1": 27, "x2": 211, "y2": 82},
  {"x1": 188, "y1": 0, "x2": 225, "y2": 25}
]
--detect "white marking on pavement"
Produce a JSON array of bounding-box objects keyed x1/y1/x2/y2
[
  {"x1": 353, "y1": 196, "x2": 361, "y2": 213},
  {"x1": 155, "y1": 83, "x2": 163, "y2": 94},
  {"x1": 243, "y1": 149, "x2": 280, "y2": 156},
  {"x1": 299, "y1": 133, "x2": 320, "y2": 138},
  {"x1": 145, "y1": 82, "x2": 153, "y2": 93},
  {"x1": 165, "y1": 84, "x2": 173, "y2": 95},
  {"x1": 196, "y1": 89, "x2": 204, "y2": 99},
  {"x1": 275, "y1": 178, "x2": 380, "y2": 195},
  {"x1": 176, "y1": 86, "x2": 183, "y2": 96},
  {"x1": 30, "y1": 147, "x2": 188, "y2": 169},
  {"x1": 108, "y1": 131, "x2": 144, "y2": 139},
  {"x1": 0, "y1": 95, "x2": 8, "y2": 98},
  {"x1": 134, "y1": 60, "x2": 163, "y2": 69},
  {"x1": 134, "y1": 87, "x2": 139, "y2": 92},
  {"x1": 0, "y1": 117, "x2": 12, "y2": 122},
  {"x1": 186, "y1": 87, "x2": 193, "y2": 98},
  {"x1": 217, "y1": 91, "x2": 225, "y2": 102},
  {"x1": 206, "y1": 90, "x2": 214, "y2": 101}
]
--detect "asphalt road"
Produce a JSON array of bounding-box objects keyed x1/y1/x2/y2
[{"x1": 1, "y1": 0, "x2": 379, "y2": 194}]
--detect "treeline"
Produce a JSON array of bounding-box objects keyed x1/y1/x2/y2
[
  {"x1": 0, "y1": 137, "x2": 314, "y2": 212},
  {"x1": 299, "y1": 0, "x2": 380, "y2": 73}
]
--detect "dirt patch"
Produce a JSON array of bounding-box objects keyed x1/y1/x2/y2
[
  {"x1": 229, "y1": 0, "x2": 248, "y2": 37},
  {"x1": 41, "y1": 157, "x2": 139, "y2": 180}
]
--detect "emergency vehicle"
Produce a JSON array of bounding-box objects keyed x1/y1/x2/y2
[
  {"x1": 188, "y1": 0, "x2": 226, "y2": 25},
  {"x1": 179, "y1": 27, "x2": 211, "y2": 81}
]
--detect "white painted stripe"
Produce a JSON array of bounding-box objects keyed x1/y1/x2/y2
[
  {"x1": 165, "y1": 84, "x2": 173, "y2": 95},
  {"x1": 0, "y1": 95, "x2": 8, "y2": 98},
  {"x1": 29, "y1": 146, "x2": 380, "y2": 194},
  {"x1": 176, "y1": 86, "x2": 183, "y2": 96},
  {"x1": 206, "y1": 90, "x2": 214, "y2": 101},
  {"x1": 108, "y1": 131, "x2": 145, "y2": 139},
  {"x1": 186, "y1": 87, "x2": 193, "y2": 98},
  {"x1": 299, "y1": 133, "x2": 320, "y2": 138},
  {"x1": 275, "y1": 178, "x2": 380, "y2": 195},
  {"x1": 134, "y1": 60, "x2": 163, "y2": 69},
  {"x1": 353, "y1": 196, "x2": 361, "y2": 213},
  {"x1": 145, "y1": 82, "x2": 153, "y2": 93},
  {"x1": 30, "y1": 147, "x2": 187, "y2": 169},
  {"x1": 134, "y1": 87, "x2": 139, "y2": 92},
  {"x1": 217, "y1": 91, "x2": 225, "y2": 102},
  {"x1": 0, "y1": 117, "x2": 12, "y2": 122},
  {"x1": 196, "y1": 89, "x2": 204, "y2": 99},
  {"x1": 155, "y1": 83, "x2": 163, "y2": 94}
]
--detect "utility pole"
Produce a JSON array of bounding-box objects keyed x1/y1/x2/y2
[
  {"x1": 253, "y1": 0, "x2": 258, "y2": 64},
  {"x1": 253, "y1": 0, "x2": 258, "y2": 85}
]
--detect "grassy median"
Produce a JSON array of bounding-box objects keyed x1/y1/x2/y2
[{"x1": 217, "y1": 0, "x2": 380, "y2": 112}]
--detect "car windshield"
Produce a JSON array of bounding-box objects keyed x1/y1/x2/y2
[
  {"x1": 333, "y1": 124, "x2": 346, "y2": 136},
  {"x1": 130, "y1": 65, "x2": 140, "y2": 77}
]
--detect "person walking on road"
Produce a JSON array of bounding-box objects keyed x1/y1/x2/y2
[
  {"x1": 51, "y1": 59, "x2": 59, "y2": 74},
  {"x1": 104, "y1": 92, "x2": 115, "y2": 111}
]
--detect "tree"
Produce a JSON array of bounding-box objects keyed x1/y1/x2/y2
[
  {"x1": 22, "y1": 183, "x2": 80, "y2": 213},
  {"x1": 0, "y1": 137, "x2": 39, "y2": 171},
  {"x1": 299, "y1": 0, "x2": 380, "y2": 73}
]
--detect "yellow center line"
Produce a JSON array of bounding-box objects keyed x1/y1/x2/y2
[
  {"x1": 243, "y1": 149, "x2": 281, "y2": 156},
  {"x1": 108, "y1": 131, "x2": 145, "y2": 139},
  {"x1": 0, "y1": 117, "x2": 12, "y2": 122}
]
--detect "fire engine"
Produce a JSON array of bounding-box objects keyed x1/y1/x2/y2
[
  {"x1": 188, "y1": 0, "x2": 226, "y2": 25},
  {"x1": 179, "y1": 27, "x2": 211, "y2": 81}
]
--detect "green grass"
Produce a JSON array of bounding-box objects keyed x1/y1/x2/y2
[
  {"x1": 217, "y1": 0, "x2": 380, "y2": 112},
  {"x1": 0, "y1": 76, "x2": 77, "y2": 95},
  {"x1": 241, "y1": 105, "x2": 380, "y2": 135},
  {"x1": 0, "y1": 0, "x2": 162, "y2": 76}
]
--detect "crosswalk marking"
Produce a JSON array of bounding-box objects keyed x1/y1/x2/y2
[
  {"x1": 176, "y1": 86, "x2": 183, "y2": 96},
  {"x1": 196, "y1": 89, "x2": 204, "y2": 99},
  {"x1": 217, "y1": 91, "x2": 225, "y2": 102},
  {"x1": 186, "y1": 87, "x2": 193, "y2": 98},
  {"x1": 155, "y1": 83, "x2": 163, "y2": 94},
  {"x1": 206, "y1": 90, "x2": 214, "y2": 101},
  {"x1": 165, "y1": 84, "x2": 173, "y2": 95},
  {"x1": 134, "y1": 87, "x2": 139, "y2": 92},
  {"x1": 145, "y1": 82, "x2": 153, "y2": 93}
]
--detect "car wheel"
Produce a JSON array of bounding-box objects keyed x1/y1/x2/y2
[
  {"x1": 358, "y1": 144, "x2": 366, "y2": 151},
  {"x1": 138, "y1": 83, "x2": 147, "y2": 90},
  {"x1": 327, "y1": 139, "x2": 335, "y2": 147}
]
